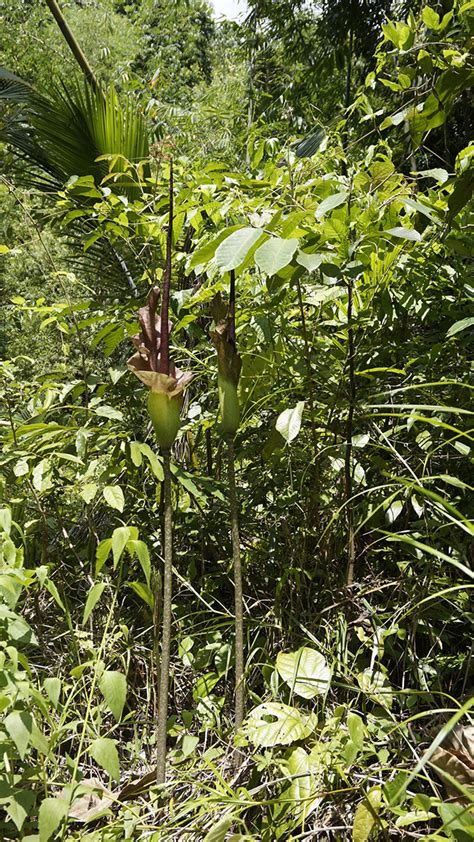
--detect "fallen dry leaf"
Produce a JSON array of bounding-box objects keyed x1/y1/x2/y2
[
  {"x1": 68, "y1": 778, "x2": 115, "y2": 823},
  {"x1": 431, "y1": 725, "x2": 474, "y2": 805}
]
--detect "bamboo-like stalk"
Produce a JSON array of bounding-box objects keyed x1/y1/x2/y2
[
  {"x1": 226, "y1": 436, "x2": 244, "y2": 730},
  {"x1": 155, "y1": 450, "x2": 173, "y2": 784},
  {"x1": 44, "y1": 0, "x2": 101, "y2": 92}
]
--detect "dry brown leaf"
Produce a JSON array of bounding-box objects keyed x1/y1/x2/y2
[
  {"x1": 431, "y1": 725, "x2": 474, "y2": 804},
  {"x1": 68, "y1": 777, "x2": 114, "y2": 823},
  {"x1": 118, "y1": 769, "x2": 158, "y2": 801}
]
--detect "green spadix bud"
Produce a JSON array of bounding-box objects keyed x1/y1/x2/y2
[
  {"x1": 148, "y1": 385, "x2": 183, "y2": 450},
  {"x1": 211, "y1": 314, "x2": 242, "y2": 437},
  {"x1": 217, "y1": 373, "x2": 240, "y2": 436}
]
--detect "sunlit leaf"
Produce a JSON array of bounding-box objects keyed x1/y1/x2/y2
[
  {"x1": 245, "y1": 702, "x2": 317, "y2": 747},
  {"x1": 276, "y1": 647, "x2": 331, "y2": 698}
]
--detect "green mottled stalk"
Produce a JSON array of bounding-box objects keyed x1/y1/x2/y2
[
  {"x1": 156, "y1": 450, "x2": 173, "y2": 783},
  {"x1": 226, "y1": 436, "x2": 244, "y2": 730}
]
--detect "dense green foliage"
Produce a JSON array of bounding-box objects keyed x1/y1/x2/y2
[{"x1": 0, "y1": 1, "x2": 473, "y2": 840}]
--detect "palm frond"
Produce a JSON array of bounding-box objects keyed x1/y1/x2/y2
[{"x1": 0, "y1": 69, "x2": 150, "y2": 197}]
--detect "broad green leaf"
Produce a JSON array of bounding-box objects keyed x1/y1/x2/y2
[
  {"x1": 254, "y1": 237, "x2": 298, "y2": 275},
  {"x1": 0, "y1": 508, "x2": 12, "y2": 533},
  {"x1": 88, "y1": 737, "x2": 120, "y2": 780},
  {"x1": 139, "y1": 443, "x2": 164, "y2": 481},
  {"x1": 245, "y1": 702, "x2": 317, "y2": 747},
  {"x1": 447, "y1": 316, "x2": 474, "y2": 337},
  {"x1": 39, "y1": 797, "x2": 68, "y2": 842},
  {"x1": 194, "y1": 672, "x2": 221, "y2": 700},
  {"x1": 357, "y1": 669, "x2": 393, "y2": 709},
  {"x1": 276, "y1": 402, "x2": 305, "y2": 444},
  {"x1": 422, "y1": 6, "x2": 440, "y2": 29},
  {"x1": 99, "y1": 670, "x2": 127, "y2": 722},
  {"x1": 129, "y1": 441, "x2": 143, "y2": 467},
  {"x1": 4, "y1": 710, "x2": 33, "y2": 759},
  {"x1": 315, "y1": 191, "x2": 348, "y2": 220},
  {"x1": 347, "y1": 713, "x2": 365, "y2": 749},
  {"x1": 127, "y1": 540, "x2": 151, "y2": 585},
  {"x1": 44, "y1": 580, "x2": 66, "y2": 612},
  {"x1": 181, "y1": 734, "x2": 199, "y2": 757},
  {"x1": 203, "y1": 815, "x2": 235, "y2": 842},
  {"x1": 43, "y1": 677, "x2": 61, "y2": 708},
  {"x1": 395, "y1": 810, "x2": 436, "y2": 827},
  {"x1": 386, "y1": 227, "x2": 421, "y2": 241},
  {"x1": 286, "y1": 746, "x2": 320, "y2": 822},
  {"x1": 352, "y1": 787, "x2": 382, "y2": 842},
  {"x1": 352, "y1": 433, "x2": 370, "y2": 448},
  {"x1": 80, "y1": 483, "x2": 98, "y2": 504},
  {"x1": 82, "y1": 582, "x2": 107, "y2": 625},
  {"x1": 93, "y1": 405, "x2": 123, "y2": 421},
  {"x1": 276, "y1": 647, "x2": 331, "y2": 698},
  {"x1": 128, "y1": 580, "x2": 154, "y2": 608},
  {"x1": 188, "y1": 225, "x2": 241, "y2": 270},
  {"x1": 6, "y1": 790, "x2": 35, "y2": 832},
  {"x1": 215, "y1": 227, "x2": 263, "y2": 271},
  {"x1": 13, "y1": 458, "x2": 29, "y2": 477},
  {"x1": 111, "y1": 526, "x2": 130, "y2": 568},
  {"x1": 403, "y1": 197, "x2": 439, "y2": 222},
  {"x1": 438, "y1": 802, "x2": 474, "y2": 840},
  {"x1": 296, "y1": 251, "x2": 325, "y2": 272},
  {"x1": 419, "y1": 167, "x2": 449, "y2": 183},
  {"x1": 96, "y1": 538, "x2": 112, "y2": 574},
  {"x1": 102, "y1": 485, "x2": 124, "y2": 512},
  {"x1": 294, "y1": 126, "x2": 326, "y2": 158}
]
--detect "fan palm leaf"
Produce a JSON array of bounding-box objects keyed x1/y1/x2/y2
[
  {"x1": 0, "y1": 69, "x2": 152, "y2": 294},
  {"x1": 0, "y1": 68, "x2": 150, "y2": 198}
]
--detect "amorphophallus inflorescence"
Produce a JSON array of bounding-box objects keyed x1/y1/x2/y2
[
  {"x1": 210, "y1": 270, "x2": 245, "y2": 741},
  {"x1": 127, "y1": 285, "x2": 193, "y2": 450},
  {"x1": 210, "y1": 271, "x2": 242, "y2": 436},
  {"x1": 127, "y1": 160, "x2": 192, "y2": 786}
]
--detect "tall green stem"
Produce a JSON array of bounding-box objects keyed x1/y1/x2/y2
[
  {"x1": 345, "y1": 269, "x2": 356, "y2": 587},
  {"x1": 226, "y1": 436, "x2": 244, "y2": 730},
  {"x1": 156, "y1": 450, "x2": 173, "y2": 783}
]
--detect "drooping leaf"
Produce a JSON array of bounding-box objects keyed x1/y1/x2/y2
[
  {"x1": 39, "y1": 797, "x2": 68, "y2": 842},
  {"x1": 127, "y1": 540, "x2": 151, "y2": 585},
  {"x1": 111, "y1": 526, "x2": 131, "y2": 568},
  {"x1": 99, "y1": 670, "x2": 127, "y2": 722},
  {"x1": 276, "y1": 402, "x2": 305, "y2": 444},
  {"x1": 447, "y1": 316, "x2": 474, "y2": 338},
  {"x1": 88, "y1": 737, "x2": 120, "y2": 781},
  {"x1": 294, "y1": 126, "x2": 327, "y2": 158},
  {"x1": 286, "y1": 746, "x2": 320, "y2": 822},
  {"x1": 96, "y1": 538, "x2": 112, "y2": 574},
  {"x1": 4, "y1": 710, "x2": 33, "y2": 759},
  {"x1": 203, "y1": 815, "x2": 236, "y2": 842},
  {"x1": 82, "y1": 582, "x2": 107, "y2": 625},
  {"x1": 102, "y1": 485, "x2": 124, "y2": 512},
  {"x1": 5, "y1": 789, "x2": 36, "y2": 832},
  {"x1": 43, "y1": 677, "x2": 62, "y2": 709},
  {"x1": 352, "y1": 787, "x2": 382, "y2": 842}
]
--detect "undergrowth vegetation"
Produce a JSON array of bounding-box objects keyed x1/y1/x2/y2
[{"x1": 0, "y1": 1, "x2": 473, "y2": 839}]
